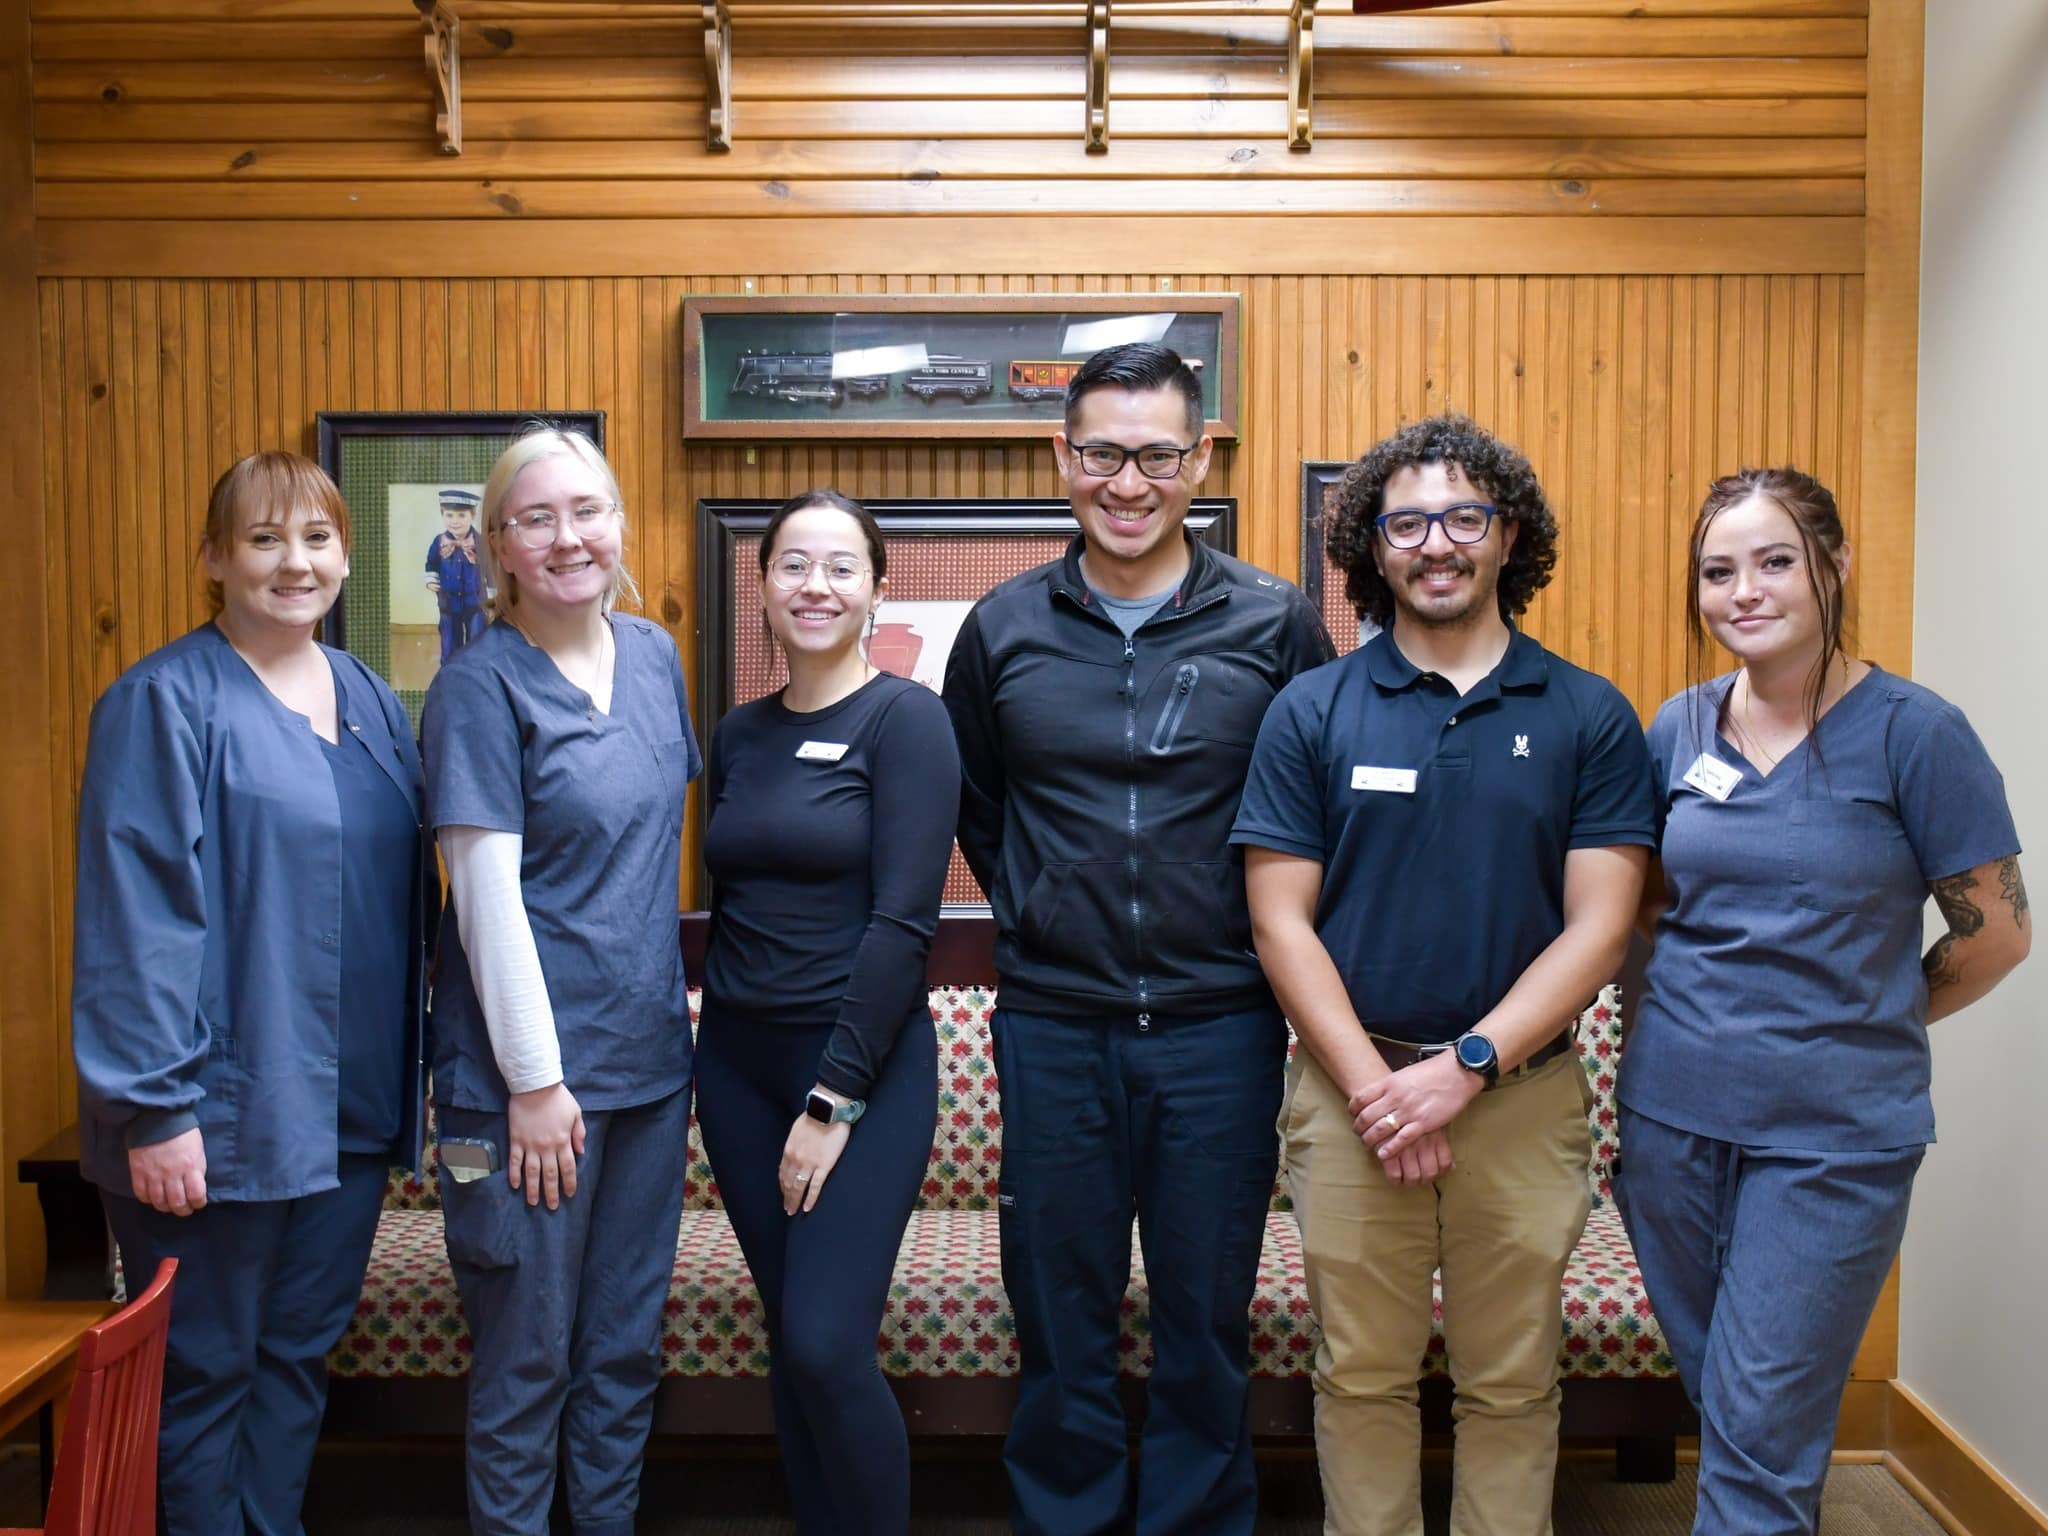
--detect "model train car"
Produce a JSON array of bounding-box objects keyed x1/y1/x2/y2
[
  {"x1": 1007, "y1": 359, "x2": 1082, "y2": 402},
  {"x1": 904, "y1": 356, "x2": 994, "y2": 400},
  {"x1": 731, "y1": 352, "x2": 892, "y2": 406}
]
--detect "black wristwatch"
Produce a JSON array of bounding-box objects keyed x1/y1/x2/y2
[
  {"x1": 1451, "y1": 1030, "x2": 1500, "y2": 1088},
  {"x1": 805, "y1": 1089, "x2": 866, "y2": 1126}
]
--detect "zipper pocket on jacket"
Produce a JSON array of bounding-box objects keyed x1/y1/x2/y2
[{"x1": 1148, "y1": 663, "x2": 1201, "y2": 755}]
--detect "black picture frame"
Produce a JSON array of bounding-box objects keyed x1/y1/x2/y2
[
  {"x1": 316, "y1": 410, "x2": 604, "y2": 719},
  {"x1": 1300, "y1": 458, "x2": 1376, "y2": 657},
  {"x1": 696, "y1": 496, "x2": 1238, "y2": 910}
]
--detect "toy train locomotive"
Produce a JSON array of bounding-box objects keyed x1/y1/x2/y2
[{"x1": 730, "y1": 353, "x2": 1196, "y2": 407}]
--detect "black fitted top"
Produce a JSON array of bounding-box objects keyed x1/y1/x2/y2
[{"x1": 702, "y1": 673, "x2": 961, "y2": 1099}]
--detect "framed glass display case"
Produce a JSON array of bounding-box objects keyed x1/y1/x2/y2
[{"x1": 682, "y1": 293, "x2": 1240, "y2": 440}]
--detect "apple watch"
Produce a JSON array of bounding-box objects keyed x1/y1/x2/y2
[
  {"x1": 805, "y1": 1089, "x2": 866, "y2": 1126},
  {"x1": 1451, "y1": 1030, "x2": 1500, "y2": 1088}
]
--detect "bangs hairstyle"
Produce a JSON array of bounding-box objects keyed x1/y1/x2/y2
[
  {"x1": 1684, "y1": 466, "x2": 1852, "y2": 753},
  {"x1": 1325, "y1": 414, "x2": 1558, "y2": 629},
  {"x1": 201, "y1": 451, "x2": 350, "y2": 615},
  {"x1": 478, "y1": 423, "x2": 640, "y2": 615},
  {"x1": 759, "y1": 489, "x2": 888, "y2": 582}
]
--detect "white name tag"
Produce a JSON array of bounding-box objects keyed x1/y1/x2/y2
[
  {"x1": 795, "y1": 740, "x2": 849, "y2": 762},
  {"x1": 1681, "y1": 752, "x2": 1743, "y2": 802},
  {"x1": 1351, "y1": 765, "x2": 1418, "y2": 795}
]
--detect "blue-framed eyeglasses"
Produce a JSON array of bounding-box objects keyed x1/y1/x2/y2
[{"x1": 1374, "y1": 503, "x2": 1502, "y2": 550}]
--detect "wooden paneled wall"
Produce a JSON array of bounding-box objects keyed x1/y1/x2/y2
[{"x1": 3, "y1": 0, "x2": 1921, "y2": 1316}]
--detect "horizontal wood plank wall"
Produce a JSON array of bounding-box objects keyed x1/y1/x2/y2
[
  {"x1": 29, "y1": 0, "x2": 1868, "y2": 273},
  {"x1": 33, "y1": 266, "x2": 1865, "y2": 947}
]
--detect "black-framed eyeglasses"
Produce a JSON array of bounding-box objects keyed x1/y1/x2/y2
[
  {"x1": 767, "y1": 551, "x2": 869, "y2": 593},
  {"x1": 499, "y1": 500, "x2": 618, "y2": 549},
  {"x1": 1069, "y1": 442, "x2": 1199, "y2": 481},
  {"x1": 1374, "y1": 503, "x2": 1502, "y2": 550}
]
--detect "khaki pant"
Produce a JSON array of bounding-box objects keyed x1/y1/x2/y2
[{"x1": 1281, "y1": 1046, "x2": 1593, "y2": 1536}]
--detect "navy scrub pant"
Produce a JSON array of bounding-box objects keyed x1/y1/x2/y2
[
  {"x1": 1615, "y1": 1106, "x2": 1923, "y2": 1536},
  {"x1": 991, "y1": 1003, "x2": 1287, "y2": 1536},
  {"x1": 100, "y1": 1151, "x2": 390, "y2": 1536},
  {"x1": 436, "y1": 1088, "x2": 689, "y2": 1536},
  {"x1": 693, "y1": 1004, "x2": 936, "y2": 1536}
]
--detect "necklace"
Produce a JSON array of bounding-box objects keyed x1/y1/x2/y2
[{"x1": 1736, "y1": 675, "x2": 1783, "y2": 769}]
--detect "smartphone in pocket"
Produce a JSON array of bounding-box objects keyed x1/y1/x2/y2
[{"x1": 440, "y1": 1136, "x2": 500, "y2": 1184}]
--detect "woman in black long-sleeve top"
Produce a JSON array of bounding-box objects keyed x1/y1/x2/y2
[{"x1": 696, "y1": 489, "x2": 960, "y2": 1536}]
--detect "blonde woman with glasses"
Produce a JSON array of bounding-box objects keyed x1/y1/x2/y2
[{"x1": 422, "y1": 423, "x2": 701, "y2": 1536}]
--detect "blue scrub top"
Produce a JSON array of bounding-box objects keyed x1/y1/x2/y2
[
  {"x1": 1231, "y1": 628, "x2": 1657, "y2": 1044},
  {"x1": 71, "y1": 625, "x2": 430, "y2": 1201},
  {"x1": 423, "y1": 615, "x2": 701, "y2": 1112},
  {"x1": 1622, "y1": 667, "x2": 2020, "y2": 1151},
  {"x1": 323, "y1": 713, "x2": 419, "y2": 1154}
]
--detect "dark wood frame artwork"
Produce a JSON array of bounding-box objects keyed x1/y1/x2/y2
[
  {"x1": 1299, "y1": 458, "x2": 1376, "y2": 656},
  {"x1": 681, "y1": 292, "x2": 1241, "y2": 441},
  {"x1": 315, "y1": 409, "x2": 605, "y2": 657},
  {"x1": 694, "y1": 495, "x2": 1238, "y2": 910}
]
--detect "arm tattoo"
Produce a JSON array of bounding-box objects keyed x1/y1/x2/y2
[
  {"x1": 1996, "y1": 855, "x2": 2029, "y2": 928},
  {"x1": 1923, "y1": 869, "x2": 1984, "y2": 990},
  {"x1": 1923, "y1": 932, "x2": 1964, "y2": 990},
  {"x1": 1929, "y1": 869, "x2": 1985, "y2": 941}
]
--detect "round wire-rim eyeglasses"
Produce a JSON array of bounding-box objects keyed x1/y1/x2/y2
[
  {"x1": 766, "y1": 552, "x2": 870, "y2": 594},
  {"x1": 499, "y1": 501, "x2": 619, "y2": 550}
]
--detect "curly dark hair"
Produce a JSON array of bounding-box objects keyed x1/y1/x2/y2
[{"x1": 1326, "y1": 415, "x2": 1559, "y2": 629}]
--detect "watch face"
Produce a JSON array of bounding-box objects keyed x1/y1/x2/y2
[
  {"x1": 1457, "y1": 1034, "x2": 1496, "y2": 1072},
  {"x1": 805, "y1": 1094, "x2": 833, "y2": 1124}
]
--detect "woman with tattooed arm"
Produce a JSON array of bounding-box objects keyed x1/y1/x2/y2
[{"x1": 1616, "y1": 467, "x2": 2029, "y2": 1536}]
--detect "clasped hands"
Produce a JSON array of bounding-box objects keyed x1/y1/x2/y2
[{"x1": 1346, "y1": 1049, "x2": 1483, "y2": 1187}]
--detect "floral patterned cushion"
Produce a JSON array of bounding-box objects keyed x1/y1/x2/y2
[
  {"x1": 338, "y1": 980, "x2": 1668, "y2": 1382},
  {"x1": 331, "y1": 1201, "x2": 1668, "y2": 1381}
]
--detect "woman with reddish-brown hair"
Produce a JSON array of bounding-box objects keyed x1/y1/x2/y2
[
  {"x1": 71, "y1": 450, "x2": 429, "y2": 1535},
  {"x1": 1620, "y1": 467, "x2": 2030, "y2": 1534}
]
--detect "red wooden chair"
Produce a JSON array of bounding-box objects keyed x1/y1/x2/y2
[{"x1": 1, "y1": 1258, "x2": 177, "y2": 1536}]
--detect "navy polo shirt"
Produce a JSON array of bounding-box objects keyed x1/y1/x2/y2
[{"x1": 1231, "y1": 628, "x2": 1656, "y2": 1044}]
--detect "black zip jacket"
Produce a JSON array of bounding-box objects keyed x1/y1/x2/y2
[{"x1": 942, "y1": 534, "x2": 1336, "y2": 1018}]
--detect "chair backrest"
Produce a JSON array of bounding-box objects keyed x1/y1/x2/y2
[{"x1": 41, "y1": 1257, "x2": 177, "y2": 1536}]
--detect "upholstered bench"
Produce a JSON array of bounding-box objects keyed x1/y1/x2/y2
[
  {"x1": 21, "y1": 917, "x2": 1693, "y2": 1475},
  {"x1": 322, "y1": 945, "x2": 1690, "y2": 1474}
]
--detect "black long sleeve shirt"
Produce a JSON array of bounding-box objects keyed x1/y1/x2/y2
[{"x1": 702, "y1": 673, "x2": 960, "y2": 1099}]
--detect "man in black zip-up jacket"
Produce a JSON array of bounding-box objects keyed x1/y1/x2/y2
[{"x1": 942, "y1": 344, "x2": 1334, "y2": 1536}]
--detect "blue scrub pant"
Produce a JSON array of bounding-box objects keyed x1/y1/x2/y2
[
  {"x1": 100, "y1": 1152, "x2": 389, "y2": 1536},
  {"x1": 991, "y1": 1004, "x2": 1286, "y2": 1536},
  {"x1": 1614, "y1": 1107, "x2": 1923, "y2": 1536},
  {"x1": 692, "y1": 1005, "x2": 936, "y2": 1536},
  {"x1": 437, "y1": 1089, "x2": 689, "y2": 1536}
]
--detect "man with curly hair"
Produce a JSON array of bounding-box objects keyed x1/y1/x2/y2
[{"x1": 1230, "y1": 415, "x2": 1655, "y2": 1534}]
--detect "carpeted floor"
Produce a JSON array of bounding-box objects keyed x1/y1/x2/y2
[{"x1": 0, "y1": 1439, "x2": 1947, "y2": 1533}]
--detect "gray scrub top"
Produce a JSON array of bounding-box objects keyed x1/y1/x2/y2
[
  {"x1": 1620, "y1": 666, "x2": 2019, "y2": 1151},
  {"x1": 423, "y1": 614, "x2": 701, "y2": 1112}
]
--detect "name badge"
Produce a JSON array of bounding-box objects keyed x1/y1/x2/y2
[
  {"x1": 1351, "y1": 765, "x2": 1418, "y2": 795},
  {"x1": 1681, "y1": 752, "x2": 1742, "y2": 802},
  {"x1": 795, "y1": 740, "x2": 849, "y2": 762}
]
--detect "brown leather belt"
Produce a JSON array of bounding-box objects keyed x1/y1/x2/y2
[{"x1": 1365, "y1": 1027, "x2": 1575, "y2": 1088}]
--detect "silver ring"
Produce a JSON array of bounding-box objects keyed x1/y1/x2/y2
[
  {"x1": 1381, "y1": 1112, "x2": 1401, "y2": 1132},
  {"x1": 795, "y1": 1171, "x2": 813, "y2": 1182}
]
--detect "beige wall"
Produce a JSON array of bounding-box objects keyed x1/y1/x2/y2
[{"x1": 1902, "y1": 0, "x2": 2048, "y2": 1509}]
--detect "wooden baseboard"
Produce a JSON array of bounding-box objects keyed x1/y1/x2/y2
[
  {"x1": 1834, "y1": 1378, "x2": 1892, "y2": 1454},
  {"x1": 1885, "y1": 1382, "x2": 2048, "y2": 1536}
]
